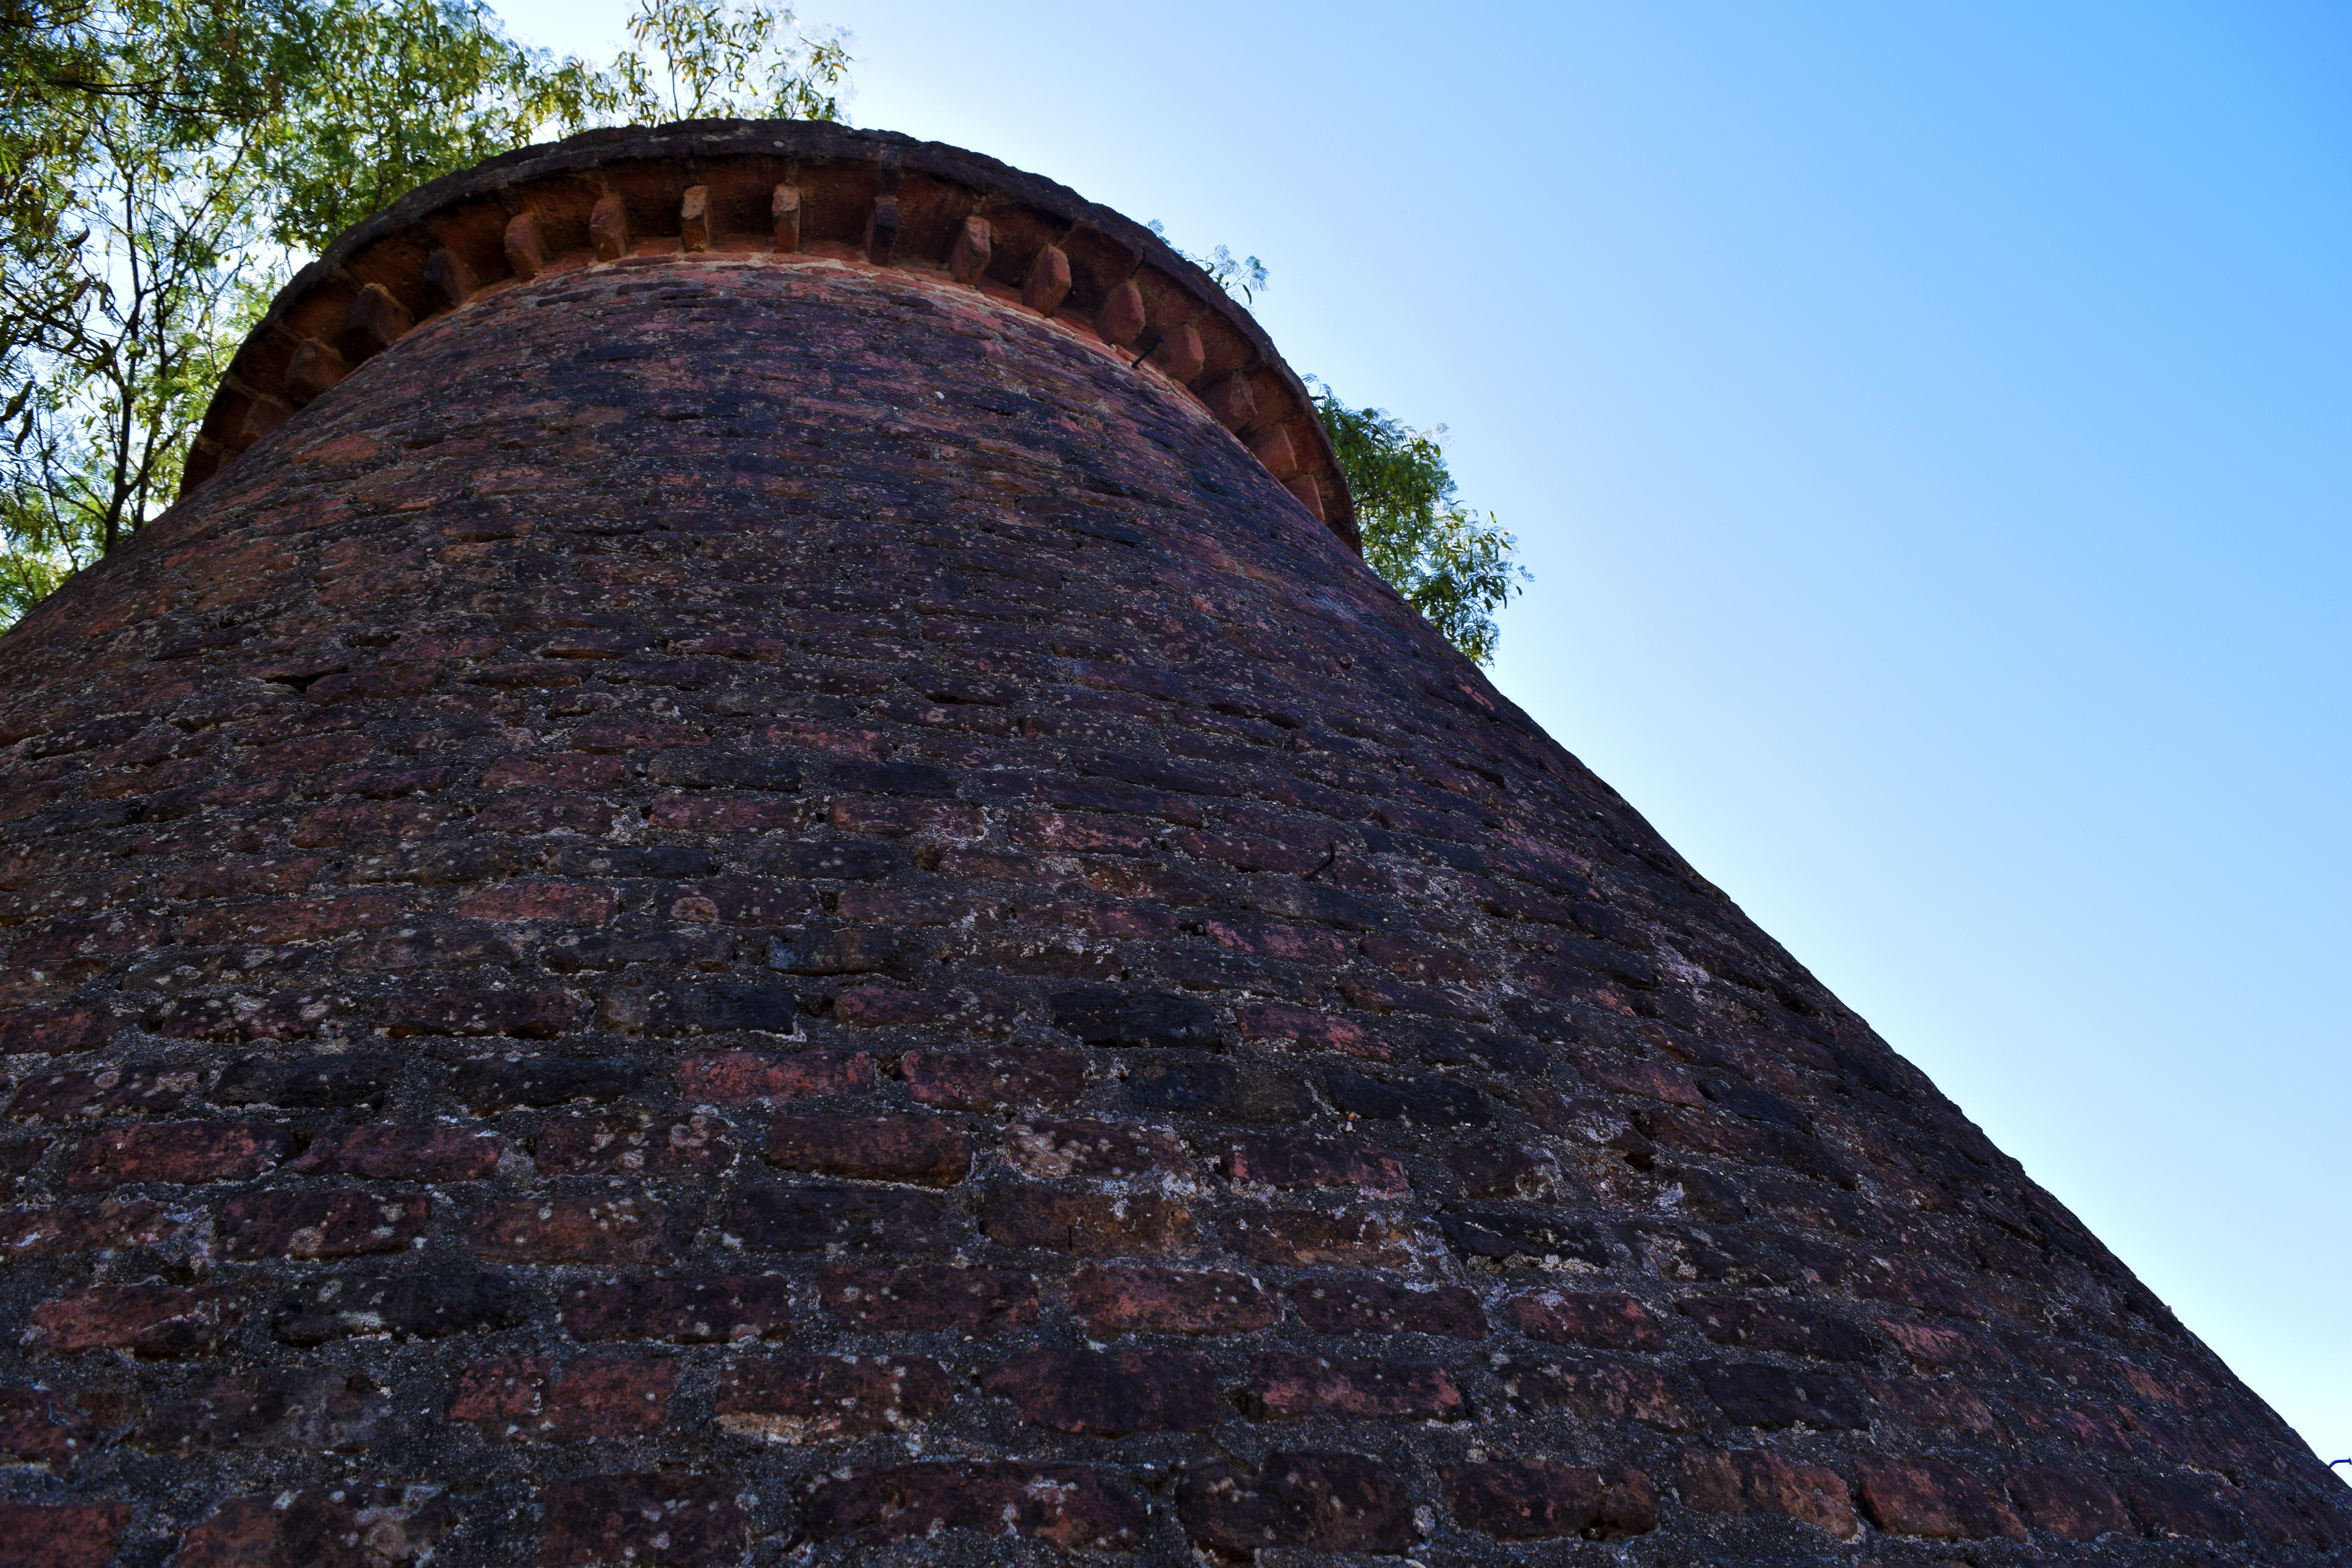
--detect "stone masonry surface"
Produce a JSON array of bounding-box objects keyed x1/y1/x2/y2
[{"x1": 0, "y1": 123, "x2": 2343, "y2": 1568}]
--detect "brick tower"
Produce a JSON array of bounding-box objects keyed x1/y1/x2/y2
[{"x1": 0, "y1": 121, "x2": 2341, "y2": 1567}]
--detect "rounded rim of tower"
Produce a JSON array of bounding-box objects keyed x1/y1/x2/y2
[{"x1": 186, "y1": 118, "x2": 1359, "y2": 549}]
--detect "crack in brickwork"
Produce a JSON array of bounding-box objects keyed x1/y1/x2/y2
[{"x1": 0, "y1": 156, "x2": 2345, "y2": 1568}]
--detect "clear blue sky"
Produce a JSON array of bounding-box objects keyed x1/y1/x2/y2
[{"x1": 494, "y1": 0, "x2": 2352, "y2": 1468}]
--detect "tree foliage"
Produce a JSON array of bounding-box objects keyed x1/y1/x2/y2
[
  {"x1": 0, "y1": 0, "x2": 849, "y2": 624},
  {"x1": 1313, "y1": 386, "x2": 1528, "y2": 665},
  {"x1": 1144, "y1": 221, "x2": 1529, "y2": 665}
]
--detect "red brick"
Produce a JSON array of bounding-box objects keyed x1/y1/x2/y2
[
  {"x1": 1233, "y1": 1002, "x2": 1386, "y2": 1058},
  {"x1": 2, "y1": 1198, "x2": 186, "y2": 1257},
  {"x1": 9, "y1": 1064, "x2": 193, "y2": 1120},
  {"x1": 1222, "y1": 1132, "x2": 1408, "y2": 1193},
  {"x1": 65, "y1": 1121, "x2": 288, "y2": 1191},
  {"x1": 535, "y1": 1111, "x2": 736, "y2": 1175},
  {"x1": 294, "y1": 1123, "x2": 503, "y2": 1180},
  {"x1": 1002, "y1": 1117, "x2": 1191, "y2": 1179},
  {"x1": 468, "y1": 1195, "x2": 674, "y2": 1263},
  {"x1": 454, "y1": 878, "x2": 614, "y2": 924},
  {"x1": 1503, "y1": 1290, "x2": 1665, "y2": 1351},
  {"x1": 0, "y1": 1388, "x2": 95, "y2": 1466},
  {"x1": 560, "y1": 1275, "x2": 793, "y2": 1343},
  {"x1": 174, "y1": 892, "x2": 409, "y2": 944},
  {"x1": 675, "y1": 1047, "x2": 873, "y2": 1103},
  {"x1": 1447, "y1": 1461, "x2": 1658, "y2": 1542},
  {"x1": 0, "y1": 1502, "x2": 132, "y2": 1568},
  {"x1": 450, "y1": 1354, "x2": 676, "y2": 1440},
  {"x1": 538, "y1": 1473, "x2": 744, "y2": 1567},
  {"x1": 218, "y1": 1190, "x2": 430, "y2": 1259},
  {"x1": 1677, "y1": 1448, "x2": 1859, "y2": 1538},
  {"x1": 983, "y1": 1347, "x2": 1224, "y2": 1434},
  {"x1": 902, "y1": 1047, "x2": 1085, "y2": 1111},
  {"x1": 715, "y1": 1354, "x2": 952, "y2": 1442},
  {"x1": 1069, "y1": 1264, "x2": 1276, "y2": 1336},
  {"x1": 1584, "y1": 1057, "x2": 1704, "y2": 1105},
  {"x1": 1294, "y1": 1274, "x2": 1486, "y2": 1337},
  {"x1": 1496, "y1": 1356, "x2": 1686, "y2": 1428},
  {"x1": 1865, "y1": 1375, "x2": 2002, "y2": 1437},
  {"x1": 1177, "y1": 1451, "x2": 1413, "y2": 1555},
  {"x1": 799, "y1": 1462, "x2": 1146, "y2": 1550},
  {"x1": 648, "y1": 793, "x2": 804, "y2": 833},
  {"x1": 818, "y1": 1264, "x2": 1038, "y2": 1333},
  {"x1": 1856, "y1": 1457, "x2": 2028, "y2": 1541},
  {"x1": 1244, "y1": 1351, "x2": 1465, "y2": 1419},
  {"x1": 289, "y1": 798, "x2": 459, "y2": 846},
  {"x1": 1225, "y1": 1206, "x2": 1414, "y2": 1268},
  {"x1": 766, "y1": 1112, "x2": 970, "y2": 1185},
  {"x1": 481, "y1": 751, "x2": 628, "y2": 789},
  {"x1": 2007, "y1": 1465, "x2": 2131, "y2": 1541},
  {"x1": 0, "y1": 1002, "x2": 119, "y2": 1056},
  {"x1": 980, "y1": 1185, "x2": 1196, "y2": 1256},
  {"x1": 29, "y1": 1284, "x2": 238, "y2": 1358}
]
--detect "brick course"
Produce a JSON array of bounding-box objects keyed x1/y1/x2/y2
[{"x1": 0, "y1": 117, "x2": 2334, "y2": 1566}]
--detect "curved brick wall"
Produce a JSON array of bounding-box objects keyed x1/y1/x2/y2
[{"x1": 0, "y1": 126, "x2": 2344, "y2": 1568}]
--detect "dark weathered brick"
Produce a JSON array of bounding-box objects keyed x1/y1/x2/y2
[
  {"x1": 1293, "y1": 1274, "x2": 1486, "y2": 1337},
  {"x1": 1503, "y1": 1289, "x2": 1665, "y2": 1350},
  {"x1": 0, "y1": 1502, "x2": 132, "y2": 1568},
  {"x1": 1448, "y1": 1461, "x2": 1658, "y2": 1542},
  {"x1": 539, "y1": 1473, "x2": 744, "y2": 1567},
  {"x1": 984, "y1": 1347, "x2": 1224, "y2": 1434},
  {"x1": 30, "y1": 1285, "x2": 238, "y2": 1358},
  {"x1": 293, "y1": 1123, "x2": 502, "y2": 1180},
  {"x1": 1002, "y1": 1118, "x2": 1191, "y2": 1180},
  {"x1": 1697, "y1": 1361, "x2": 1869, "y2": 1429},
  {"x1": 1495, "y1": 1355, "x2": 1685, "y2": 1428},
  {"x1": 1243, "y1": 1351, "x2": 1464, "y2": 1419},
  {"x1": 1677, "y1": 1448, "x2": 1858, "y2": 1538},
  {"x1": 1051, "y1": 986, "x2": 1217, "y2": 1046},
  {"x1": 219, "y1": 1189, "x2": 430, "y2": 1259},
  {"x1": 449, "y1": 1354, "x2": 676, "y2": 1440},
  {"x1": 2006, "y1": 1464, "x2": 2131, "y2": 1541},
  {"x1": 1226, "y1": 1206, "x2": 1415, "y2": 1268},
  {"x1": 468, "y1": 1194, "x2": 674, "y2": 1263},
  {"x1": 450, "y1": 1055, "x2": 643, "y2": 1112},
  {"x1": 1679, "y1": 1298, "x2": 1876, "y2": 1361},
  {"x1": 728, "y1": 1182, "x2": 957, "y2": 1253},
  {"x1": 270, "y1": 1269, "x2": 525, "y2": 1344},
  {"x1": 0, "y1": 1388, "x2": 97, "y2": 1466},
  {"x1": 765, "y1": 1112, "x2": 970, "y2": 1185},
  {"x1": 136, "y1": 1369, "x2": 387, "y2": 1454},
  {"x1": 559, "y1": 1275, "x2": 793, "y2": 1343},
  {"x1": 1223, "y1": 1132, "x2": 1408, "y2": 1193},
  {"x1": 902, "y1": 1047, "x2": 1085, "y2": 1111},
  {"x1": 715, "y1": 1354, "x2": 952, "y2": 1442},
  {"x1": 534, "y1": 1111, "x2": 736, "y2": 1175},
  {"x1": 818, "y1": 1264, "x2": 1038, "y2": 1333},
  {"x1": 980, "y1": 1185, "x2": 1195, "y2": 1256},
  {"x1": 209, "y1": 1053, "x2": 399, "y2": 1107},
  {"x1": 1069, "y1": 1264, "x2": 1276, "y2": 1336},
  {"x1": 10, "y1": 1065, "x2": 193, "y2": 1120},
  {"x1": 1855, "y1": 1457, "x2": 2028, "y2": 1541},
  {"x1": 1178, "y1": 1450, "x2": 1414, "y2": 1554},
  {"x1": 66, "y1": 1121, "x2": 288, "y2": 1190},
  {"x1": 799, "y1": 1463, "x2": 1146, "y2": 1550},
  {"x1": 674, "y1": 1047, "x2": 872, "y2": 1104}
]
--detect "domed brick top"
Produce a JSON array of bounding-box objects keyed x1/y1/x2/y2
[{"x1": 0, "y1": 122, "x2": 2342, "y2": 1567}]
